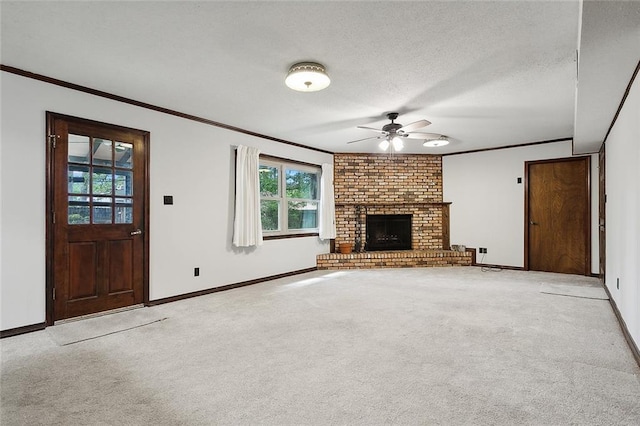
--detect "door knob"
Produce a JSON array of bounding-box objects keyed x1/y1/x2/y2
[
  {"x1": 530, "y1": 220, "x2": 538, "y2": 225},
  {"x1": 130, "y1": 229, "x2": 142, "y2": 236}
]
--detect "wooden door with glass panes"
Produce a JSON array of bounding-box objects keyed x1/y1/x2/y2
[{"x1": 48, "y1": 113, "x2": 148, "y2": 321}]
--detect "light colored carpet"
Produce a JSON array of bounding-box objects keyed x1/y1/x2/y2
[
  {"x1": 2, "y1": 267, "x2": 639, "y2": 425},
  {"x1": 47, "y1": 306, "x2": 168, "y2": 346}
]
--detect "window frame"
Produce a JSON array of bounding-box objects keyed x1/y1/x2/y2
[{"x1": 259, "y1": 156, "x2": 321, "y2": 238}]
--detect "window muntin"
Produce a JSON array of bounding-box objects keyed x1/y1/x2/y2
[{"x1": 259, "y1": 159, "x2": 320, "y2": 235}]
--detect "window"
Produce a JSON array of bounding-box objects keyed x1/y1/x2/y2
[
  {"x1": 259, "y1": 158, "x2": 320, "y2": 235},
  {"x1": 67, "y1": 134, "x2": 134, "y2": 225}
]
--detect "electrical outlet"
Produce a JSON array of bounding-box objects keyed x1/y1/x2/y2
[
  {"x1": 479, "y1": 248, "x2": 488, "y2": 254},
  {"x1": 194, "y1": 267, "x2": 200, "y2": 277}
]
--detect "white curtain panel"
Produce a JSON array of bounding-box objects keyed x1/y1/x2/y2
[
  {"x1": 319, "y1": 163, "x2": 336, "y2": 240},
  {"x1": 232, "y1": 145, "x2": 263, "y2": 247}
]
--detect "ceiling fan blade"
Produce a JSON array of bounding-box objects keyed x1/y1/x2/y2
[
  {"x1": 399, "y1": 119, "x2": 431, "y2": 132},
  {"x1": 346, "y1": 136, "x2": 382, "y2": 144},
  {"x1": 356, "y1": 125, "x2": 384, "y2": 132},
  {"x1": 402, "y1": 132, "x2": 442, "y2": 140}
]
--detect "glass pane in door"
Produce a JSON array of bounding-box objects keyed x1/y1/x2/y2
[
  {"x1": 92, "y1": 168, "x2": 113, "y2": 195},
  {"x1": 93, "y1": 197, "x2": 113, "y2": 224},
  {"x1": 114, "y1": 170, "x2": 133, "y2": 196},
  {"x1": 66, "y1": 133, "x2": 135, "y2": 226},
  {"x1": 68, "y1": 165, "x2": 90, "y2": 194},
  {"x1": 68, "y1": 196, "x2": 90, "y2": 224},
  {"x1": 115, "y1": 198, "x2": 133, "y2": 224},
  {"x1": 68, "y1": 134, "x2": 90, "y2": 164},
  {"x1": 115, "y1": 142, "x2": 133, "y2": 168},
  {"x1": 93, "y1": 138, "x2": 113, "y2": 166}
]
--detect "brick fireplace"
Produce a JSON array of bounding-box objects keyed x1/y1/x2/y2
[
  {"x1": 316, "y1": 153, "x2": 471, "y2": 269},
  {"x1": 335, "y1": 153, "x2": 446, "y2": 250}
]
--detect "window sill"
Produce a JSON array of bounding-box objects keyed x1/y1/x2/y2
[{"x1": 263, "y1": 232, "x2": 319, "y2": 240}]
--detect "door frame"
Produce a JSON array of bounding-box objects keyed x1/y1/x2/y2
[
  {"x1": 524, "y1": 156, "x2": 591, "y2": 275},
  {"x1": 45, "y1": 112, "x2": 151, "y2": 325},
  {"x1": 598, "y1": 143, "x2": 606, "y2": 283}
]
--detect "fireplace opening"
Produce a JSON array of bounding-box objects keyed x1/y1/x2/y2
[{"x1": 366, "y1": 214, "x2": 412, "y2": 251}]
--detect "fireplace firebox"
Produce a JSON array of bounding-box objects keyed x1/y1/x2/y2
[{"x1": 366, "y1": 214, "x2": 412, "y2": 251}]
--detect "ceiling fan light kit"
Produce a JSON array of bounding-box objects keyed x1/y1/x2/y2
[
  {"x1": 391, "y1": 136, "x2": 404, "y2": 151},
  {"x1": 348, "y1": 112, "x2": 446, "y2": 152},
  {"x1": 285, "y1": 62, "x2": 330, "y2": 92},
  {"x1": 377, "y1": 136, "x2": 405, "y2": 152}
]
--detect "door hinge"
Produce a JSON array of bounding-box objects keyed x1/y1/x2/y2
[
  {"x1": 52, "y1": 211, "x2": 56, "y2": 224},
  {"x1": 48, "y1": 134, "x2": 59, "y2": 148},
  {"x1": 52, "y1": 287, "x2": 56, "y2": 301}
]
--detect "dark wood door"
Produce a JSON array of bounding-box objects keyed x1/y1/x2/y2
[
  {"x1": 47, "y1": 113, "x2": 149, "y2": 321},
  {"x1": 526, "y1": 157, "x2": 590, "y2": 275},
  {"x1": 599, "y1": 144, "x2": 605, "y2": 282}
]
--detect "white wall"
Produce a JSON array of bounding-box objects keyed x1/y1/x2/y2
[
  {"x1": 0, "y1": 72, "x2": 332, "y2": 331},
  {"x1": 443, "y1": 141, "x2": 599, "y2": 272},
  {"x1": 605, "y1": 73, "x2": 640, "y2": 349}
]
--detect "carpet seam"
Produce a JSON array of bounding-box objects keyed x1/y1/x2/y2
[
  {"x1": 539, "y1": 291, "x2": 609, "y2": 301},
  {"x1": 56, "y1": 317, "x2": 168, "y2": 346}
]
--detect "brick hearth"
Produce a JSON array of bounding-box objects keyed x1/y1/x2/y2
[{"x1": 317, "y1": 250, "x2": 472, "y2": 270}]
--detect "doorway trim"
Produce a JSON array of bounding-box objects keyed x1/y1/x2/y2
[
  {"x1": 45, "y1": 112, "x2": 151, "y2": 325},
  {"x1": 524, "y1": 156, "x2": 591, "y2": 275},
  {"x1": 598, "y1": 144, "x2": 606, "y2": 283}
]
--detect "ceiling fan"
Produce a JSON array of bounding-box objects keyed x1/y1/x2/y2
[{"x1": 347, "y1": 112, "x2": 444, "y2": 151}]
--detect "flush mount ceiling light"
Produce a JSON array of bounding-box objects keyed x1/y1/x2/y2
[
  {"x1": 285, "y1": 62, "x2": 330, "y2": 92},
  {"x1": 423, "y1": 137, "x2": 450, "y2": 147}
]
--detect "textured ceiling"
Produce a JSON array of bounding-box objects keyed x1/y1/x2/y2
[
  {"x1": 574, "y1": 0, "x2": 640, "y2": 154},
  {"x1": 1, "y1": 1, "x2": 637, "y2": 154}
]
